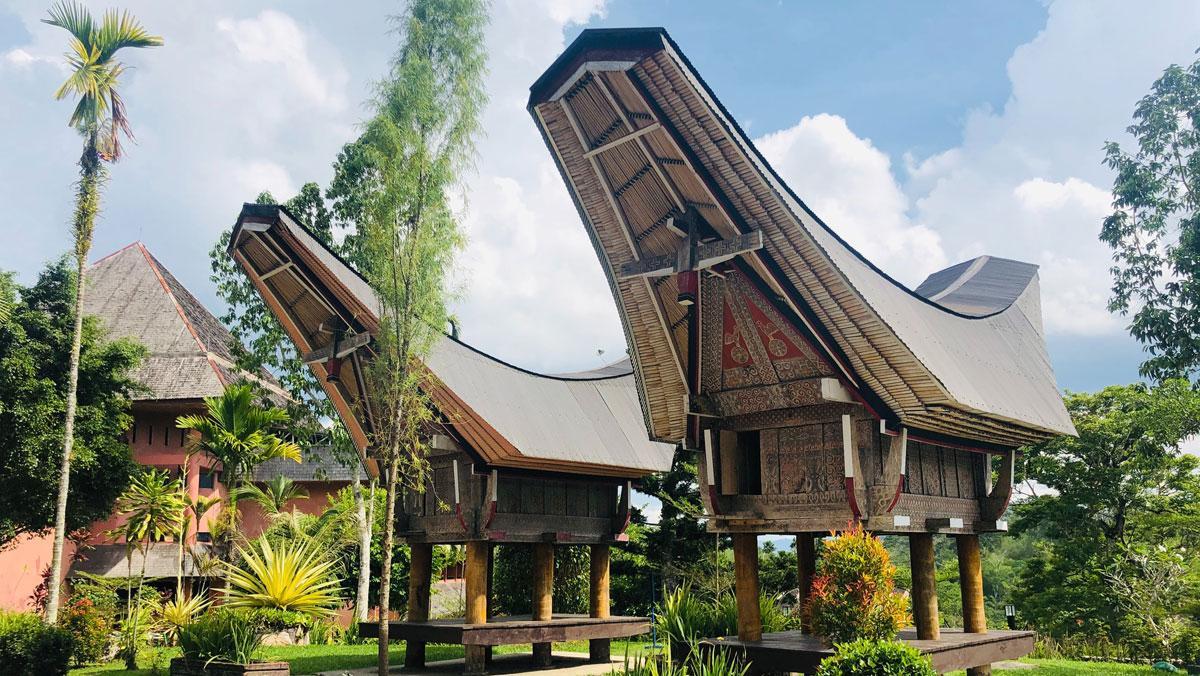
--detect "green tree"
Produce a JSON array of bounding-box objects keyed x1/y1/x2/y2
[
  {"x1": 110, "y1": 468, "x2": 185, "y2": 668},
  {"x1": 0, "y1": 260, "x2": 143, "y2": 548},
  {"x1": 175, "y1": 384, "x2": 302, "y2": 553},
  {"x1": 42, "y1": 1, "x2": 162, "y2": 624},
  {"x1": 350, "y1": 2, "x2": 488, "y2": 671},
  {"x1": 1013, "y1": 381, "x2": 1200, "y2": 645},
  {"x1": 1101, "y1": 52, "x2": 1200, "y2": 382}
]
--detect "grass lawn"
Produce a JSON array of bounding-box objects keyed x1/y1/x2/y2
[
  {"x1": 68, "y1": 639, "x2": 653, "y2": 675},
  {"x1": 69, "y1": 643, "x2": 1183, "y2": 676}
]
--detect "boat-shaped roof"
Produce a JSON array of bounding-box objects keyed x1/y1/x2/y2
[
  {"x1": 228, "y1": 204, "x2": 674, "y2": 478},
  {"x1": 528, "y1": 27, "x2": 1074, "y2": 448}
]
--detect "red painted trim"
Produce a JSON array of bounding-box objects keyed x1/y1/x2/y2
[
  {"x1": 483, "y1": 500, "x2": 497, "y2": 529},
  {"x1": 843, "y1": 477, "x2": 861, "y2": 520},
  {"x1": 707, "y1": 485, "x2": 722, "y2": 515},
  {"x1": 886, "y1": 475, "x2": 905, "y2": 513},
  {"x1": 455, "y1": 503, "x2": 469, "y2": 532}
]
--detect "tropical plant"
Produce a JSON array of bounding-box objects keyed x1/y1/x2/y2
[
  {"x1": 805, "y1": 524, "x2": 910, "y2": 644},
  {"x1": 176, "y1": 384, "x2": 302, "y2": 536},
  {"x1": 618, "y1": 646, "x2": 749, "y2": 676},
  {"x1": 41, "y1": 1, "x2": 162, "y2": 624},
  {"x1": 233, "y1": 476, "x2": 309, "y2": 518},
  {"x1": 110, "y1": 468, "x2": 185, "y2": 668},
  {"x1": 814, "y1": 639, "x2": 936, "y2": 676},
  {"x1": 177, "y1": 609, "x2": 263, "y2": 666},
  {"x1": 224, "y1": 538, "x2": 342, "y2": 619},
  {"x1": 656, "y1": 584, "x2": 795, "y2": 658},
  {"x1": 158, "y1": 595, "x2": 209, "y2": 644}
]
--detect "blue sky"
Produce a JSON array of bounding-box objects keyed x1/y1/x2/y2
[{"x1": 1, "y1": 0, "x2": 1198, "y2": 396}]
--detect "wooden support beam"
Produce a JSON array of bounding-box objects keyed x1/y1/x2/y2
[
  {"x1": 464, "y1": 540, "x2": 489, "y2": 675},
  {"x1": 583, "y1": 122, "x2": 662, "y2": 158},
  {"x1": 910, "y1": 533, "x2": 940, "y2": 641},
  {"x1": 589, "y1": 544, "x2": 612, "y2": 662},
  {"x1": 404, "y1": 543, "x2": 433, "y2": 669},
  {"x1": 797, "y1": 534, "x2": 817, "y2": 634},
  {"x1": 532, "y1": 543, "x2": 555, "y2": 667},
  {"x1": 732, "y1": 533, "x2": 762, "y2": 641},
  {"x1": 957, "y1": 534, "x2": 991, "y2": 676}
]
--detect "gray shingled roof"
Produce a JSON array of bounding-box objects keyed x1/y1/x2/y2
[
  {"x1": 84, "y1": 243, "x2": 287, "y2": 401},
  {"x1": 69, "y1": 543, "x2": 213, "y2": 579},
  {"x1": 251, "y1": 444, "x2": 366, "y2": 482}
]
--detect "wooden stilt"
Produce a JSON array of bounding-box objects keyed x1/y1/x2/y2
[
  {"x1": 532, "y1": 543, "x2": 555, "y2": 667},
  {"x1": 404, "y1": 542, "x2": 433, "y2": 668},
  {"x1": 589, "y1": 544, "x2": 612, "y2": 662},
  {"x1": 797, "y1": 534, "x2": 817, "y2": 633},
  {"x1": 464, "y1": 540, "x2": 489, "y2": 675},
  {"x1": 910, "y1": 533, "x2": 940, "y2": 640},
  {"x1": 732, "y1": 533, "x2": 762, "y2": 641},
  {"x1": 486, "y1": 543, "x2": 494, "y2": 666},
  {"x1": 957, "y1": 534, "x2": 991, "y2": 676}
]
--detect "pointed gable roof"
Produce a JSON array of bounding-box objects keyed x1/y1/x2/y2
[{"x1": 84, "y1": 242, "x2": 287, "y2": 402}]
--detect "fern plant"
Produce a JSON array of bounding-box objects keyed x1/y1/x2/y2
[{"x1": 224, "y1": 538, "x2": 342, "y2": 619}]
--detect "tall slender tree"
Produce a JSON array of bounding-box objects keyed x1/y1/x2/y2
[
  {"x1": 350, "y1": 2, "x2": 488, "y2": 672},
  {"x1": 42, "y1": 2, "x2": 162, "y2": 624}
]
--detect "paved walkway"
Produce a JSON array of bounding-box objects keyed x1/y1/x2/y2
[{"x1": 315, "y1": 651, "x2": 621, "y2": 676}]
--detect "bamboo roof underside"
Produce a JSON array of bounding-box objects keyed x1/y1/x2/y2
[
  {"x1": 527, "y1": 27, "x2": 1075, "y2": 449},
  {"x1": 227, "y1": 204, "x2": 674, "y2": 479}
]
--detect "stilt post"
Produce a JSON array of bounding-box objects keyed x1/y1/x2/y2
[
  {"x1": 532, "y1": 542, "x2": 555, "y2": 666},
  {"x1": 464, "y1": 540, "x2": 489, "y2": 675},
  {"x1": 732, "y1": 533, "x2": 762, "y2": 641},
  {"x1": 404, "y1": 542, "x2": 433, "y2": 668},
  {"x1": 797, "y1": 534, "x2": 817, "y2": 633},
  {"x1": 957, "y1": 534, "x2": 990, "y2": 676},
  {"x1": 909, "y1": 533, "x2": 940, "y2": 640},
  {"x1": 589, "y1": 544, "x2": 612, "y2": 662}
]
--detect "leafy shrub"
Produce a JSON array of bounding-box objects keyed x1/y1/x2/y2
[
  {"x1": 815, "y1": 639, "x2": 935, "y2": 676},
  {"x1": 494, "y1": 544, "x2": 590, "y2": 614},
  {"x1": 1173, "y1": 624, "x2": 1200, "y2": 664},
  {"x1": 307, "y1": 619, "x2": 341, "y2": 645},
  {"x1": 0, "y1": 611, "x2": 75, "y2": 676},
  {"x1": 235, "y1": 606, "x2": 312, "y2": 630},
  {"x1": 224, "y1": 538, "x2": 342, "y2": 619},
  {"x1": 805, "y1": 524, "x2": 909, "y2": 643},
  {"x1": 61, "y1": 597, "x2": 113, "y2": 664},
  {"x1": 178, "y1": 609, "x2": 264, "y2": 665}
]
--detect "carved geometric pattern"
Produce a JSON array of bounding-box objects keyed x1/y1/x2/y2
[{"x1": 700, "y1": 270, "x2": 835, "y2": 413}]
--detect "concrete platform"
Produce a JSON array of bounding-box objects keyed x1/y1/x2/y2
[
  {"x1": 701, "y1": 628, "x2": 1036, "y2": 674},
  {"x1": 316, "y1": 651, "x2": 622, "y2": 676}
]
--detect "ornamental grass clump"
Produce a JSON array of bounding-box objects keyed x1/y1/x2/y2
[
  {"x1": 224, "y1": 538, "x2": 342, "y2": 619},
  {"x1": 804, "y1": 523, "x2": 910, "y2": 644},
  {"x1": 177, "y1": 610, "x2": 263, "y2": 666}
]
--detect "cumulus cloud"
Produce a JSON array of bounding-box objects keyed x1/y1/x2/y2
[
  {"x1": 216, "y1": 11, "x2": 344, "y2": 111},
  {"x1": 755, "y1": 114, "x2": 948, "y2": 287}
]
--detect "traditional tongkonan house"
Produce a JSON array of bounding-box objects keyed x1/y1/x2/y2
[
  {"x1": 528, "y1": 28, "x2": 1075, "y2": 675},
  {"x1": 227, "y1": 204, "x2": 674, "y2": 674}
]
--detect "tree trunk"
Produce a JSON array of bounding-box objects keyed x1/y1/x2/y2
[
  {"x1": 354, "y1": 468, "x2": 371, "y2": 624},
  {"x1": 377, "y1": 458, "x2": 398, "y2": 676},
  {"x1": 46, "y1": 251, "x2": 87, "y2": 624}
]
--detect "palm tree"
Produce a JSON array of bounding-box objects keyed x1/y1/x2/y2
[
  {"x1": 233, "y1": 476, "x2": 310, "y2": 518},
  {"x1": 43, "y1": 2, "x2": 162, "y2": 624},
  {"x1": 110, "y1": 469, "x2": 185, "y2": 669},
  {"x1": 176, "y1": 384, "x2": 302, "y2": 541}
]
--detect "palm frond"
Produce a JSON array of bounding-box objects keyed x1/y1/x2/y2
[
  {"x1": 42, "y1": 1, "x2": 94, "y2": 51},
  {"x1": 96, "y1": 8, "x2": 163, "y2": 60}
]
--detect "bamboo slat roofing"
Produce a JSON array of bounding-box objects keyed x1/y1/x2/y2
[
  {"x1": 84, "y1": 242, "x2": 288, "y2": 402},
  {"x1": 228, "y1": 204, "x2": 675, "y2": 479},
  {"x1": 527, "y1": 28, "x2": 1075, "y2": 449}
]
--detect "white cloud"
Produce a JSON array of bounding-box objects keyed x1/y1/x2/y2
[
  {"x1": 755, "y1": 113, "x2": 948, "y2": 286},
  {"x1": 3, "y1": 48, "x2": 34, "y2": 67},
  {"x1": 216, "y1": 10, "x2": 344, "y2": 111}
]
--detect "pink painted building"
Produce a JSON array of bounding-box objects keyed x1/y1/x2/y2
[{"x1": 0, "y1": 243, "x2": 357, "y2": 610}]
